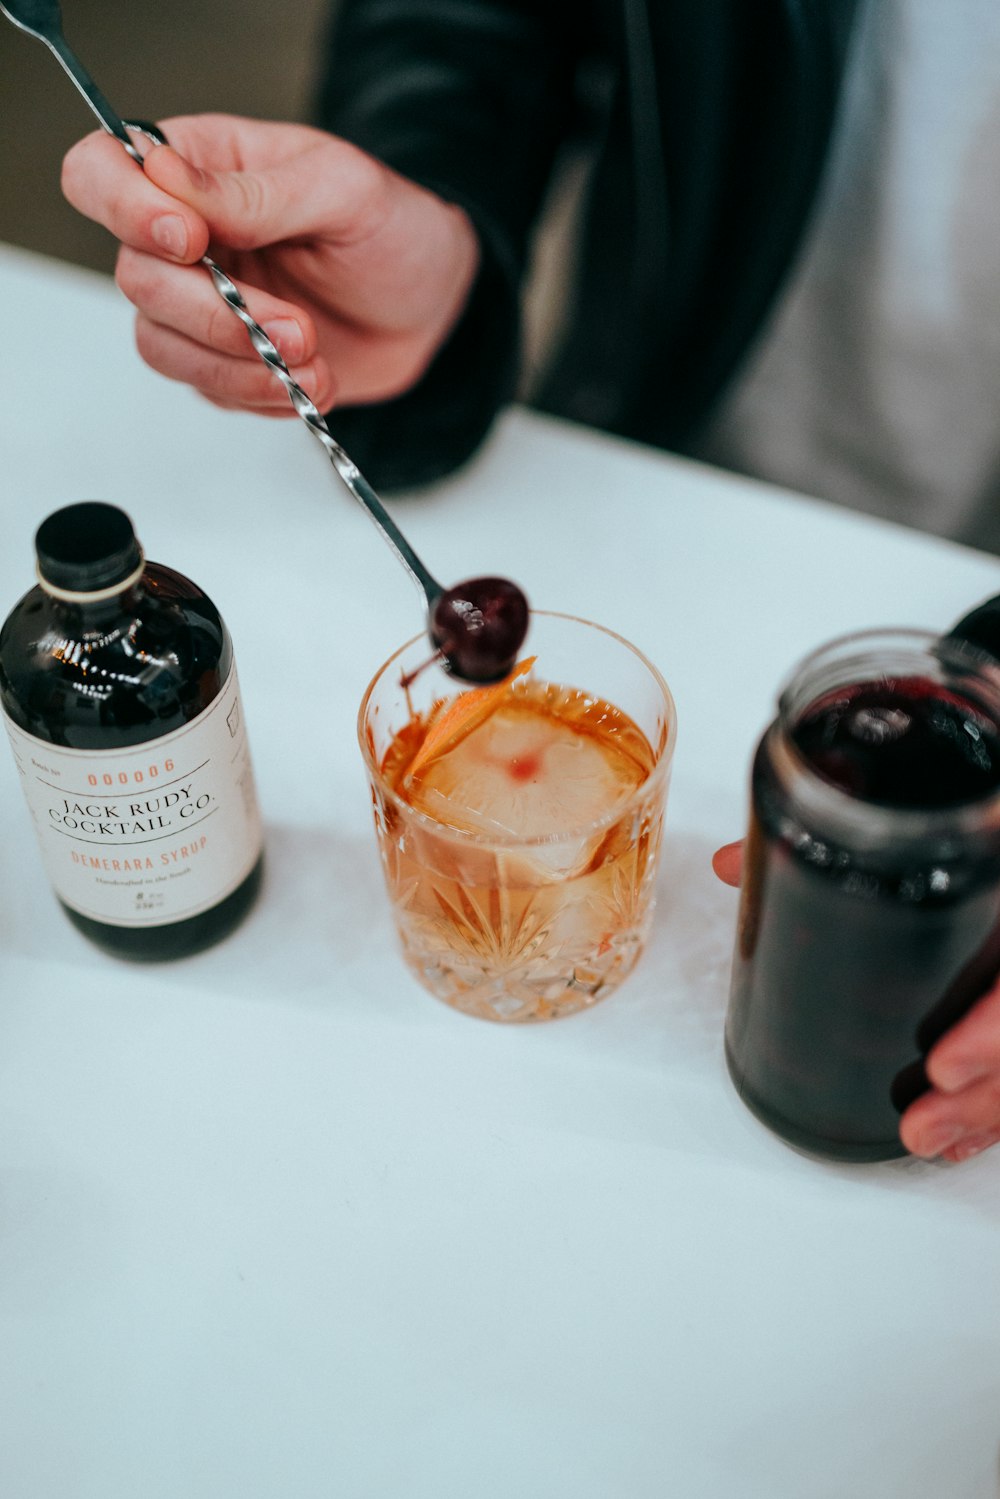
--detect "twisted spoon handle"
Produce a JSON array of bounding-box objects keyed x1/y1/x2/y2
[
  {"x1": 0, "y1": 2, "x2": 443, "y2": 602},
  {"x1": 124, "y1": 123, "x2": 443, "y2": 605},
  {"x1": 199, "y1": 254, "x2": 442, "y2": 604}
]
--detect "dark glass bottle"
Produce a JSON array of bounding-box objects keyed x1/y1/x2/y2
[
  {"x1": 725, "y1": 629, "x2": 1000, "y2": 1162},
  {"x1": 0, "y1": 502, "x2": 263, "y2": 960}
]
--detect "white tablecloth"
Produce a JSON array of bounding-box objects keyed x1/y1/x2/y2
[{"x1": 2, "y1": 244, "x2": 999, "y2": 1499}]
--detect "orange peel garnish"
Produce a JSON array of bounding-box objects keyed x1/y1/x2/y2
[{"x1": 406, "y1": 657, "x2": 536, "y2": 780}]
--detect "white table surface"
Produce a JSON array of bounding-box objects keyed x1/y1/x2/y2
[{"x1": 2, "y1": 243, "x2": 1000, "y2": 1499}]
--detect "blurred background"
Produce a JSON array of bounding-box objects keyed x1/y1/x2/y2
[{"x1": 0, "y1": 0, "x2": 332, "y2": 272}]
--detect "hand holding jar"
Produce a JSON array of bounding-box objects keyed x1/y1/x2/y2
[
  {"x1": 714, "y1": 623, "x2": 1000, "y2": 1165},
  {"x1": 714, "y1": 839, "x2": 1000, "y2": 1164}
]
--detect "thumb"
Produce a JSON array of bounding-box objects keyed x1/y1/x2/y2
[
  {"x1": 142, "y1": 140, "x2": 383, "y2": 252},
  {"x1": 712, "y1": 841, "x2": 744, "y2": 888}
]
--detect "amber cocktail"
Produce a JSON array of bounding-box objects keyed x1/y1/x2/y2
[{"x1": 358, "y1": 612, "x2": 676, "y2": 1022}]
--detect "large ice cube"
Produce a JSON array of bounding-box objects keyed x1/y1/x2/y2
[{"x1": 407, "y1": 701, "x2": 640, "y2": 841}]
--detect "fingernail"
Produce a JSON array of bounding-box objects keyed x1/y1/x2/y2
[
  {"x1": 151, "y1": 214, "x2": 188, "y2": 258},
  {"x1": 949, "y1": 1134, "x2": 997, "y2": 1163},
  {"x1": 918, "y1": 1122, "x2": 966, "y2": 1158},
  {"x1": 263, "y1": 319, "x2": 304, "y2": 363}
]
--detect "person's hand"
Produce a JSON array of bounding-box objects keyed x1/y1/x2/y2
[
  {"x1": 711, "y1": 838, "x2": 1000, "y2": 1163},
  {"x1": 61, "y1": 116, "x2": 481, "y2": 415},
  {"x1": 711, "y1": 840, "x2": 743, "y2": 889},
  {"x1": 896, "y1": 990, "x2": 1000, "y2": 1162}
]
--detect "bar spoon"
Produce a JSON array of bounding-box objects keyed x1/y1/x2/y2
[{"x1": 0, "y1": 0, "x2": 529, "y2": 682}]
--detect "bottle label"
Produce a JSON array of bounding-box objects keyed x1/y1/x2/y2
[{"x1": 3, "y1": 665, "x2": 262, "y2": 928}]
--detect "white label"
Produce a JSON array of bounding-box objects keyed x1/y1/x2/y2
[{"x1": 4, "y1": 664, "x2": 262, "y2": 928}]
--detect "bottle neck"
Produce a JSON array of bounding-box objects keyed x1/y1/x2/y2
[
  {"x1": 41, "y1": 577, "x2": 146, "y2": 633},
  {"x1": 37, "y1": 549, "x2": 146, "y2": 607}
]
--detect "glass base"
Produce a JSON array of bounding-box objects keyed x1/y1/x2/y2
[{"x1": 399, "y1": 926, "x2": 646, "y2": 1023}]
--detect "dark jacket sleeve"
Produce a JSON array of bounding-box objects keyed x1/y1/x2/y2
[{"x1": 313, "y1": 0, "x2": 583, "y2": 489}]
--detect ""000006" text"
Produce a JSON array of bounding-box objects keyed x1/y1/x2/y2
[{"x1": 88, "y1": 760, "x2": 176, "y2": 787}]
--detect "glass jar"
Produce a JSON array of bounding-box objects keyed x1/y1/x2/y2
[{"x1": 725, "y1": 629, "x2": 1000, "y2": 1162}]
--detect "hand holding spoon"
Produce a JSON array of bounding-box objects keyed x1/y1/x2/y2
[{"x1": 0, "y1": 0, "x2": 530, "y2": 682}]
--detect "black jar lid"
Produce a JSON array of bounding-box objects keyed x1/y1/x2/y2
[{"x1": 35, "y1": 502, "x2": 143, "y2": 594}]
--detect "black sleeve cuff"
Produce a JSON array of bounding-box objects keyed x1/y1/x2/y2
[{"x1": 321, "y1": 218, "x2": 521, "y2": 492}]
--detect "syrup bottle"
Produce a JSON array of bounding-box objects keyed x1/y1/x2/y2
[{"x1": 0, "y1": 502, "x2": 263, "y2": 959}]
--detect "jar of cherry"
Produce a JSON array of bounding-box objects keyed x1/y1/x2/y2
[{"x1": 725, "y1": 628, "x2": 1000, "y2": 1162}]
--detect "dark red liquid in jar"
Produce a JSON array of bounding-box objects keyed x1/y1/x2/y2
[
  {"x1": 791, "y1": 679, "x2": 1000, "y2": 807},
  {"x1": 725, "y1": 674, "x2": 1000, "y2": 1162}
]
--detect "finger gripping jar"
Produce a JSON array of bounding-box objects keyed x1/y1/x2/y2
[
  {"x1": 0, "y1": 502, "x2": 263, "y2": 959},
  {"x1": 725, "y1": 629, "x2": 1000, "y2": 1162}
]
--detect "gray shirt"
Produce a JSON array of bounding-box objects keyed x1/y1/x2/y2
[{"x1": 698, "y1": 0, "x2": 1000, "y2": 552}]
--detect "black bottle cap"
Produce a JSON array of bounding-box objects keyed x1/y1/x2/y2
[{"x1": 35, "y1": 502, "x2": 144, "y2": 594}]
